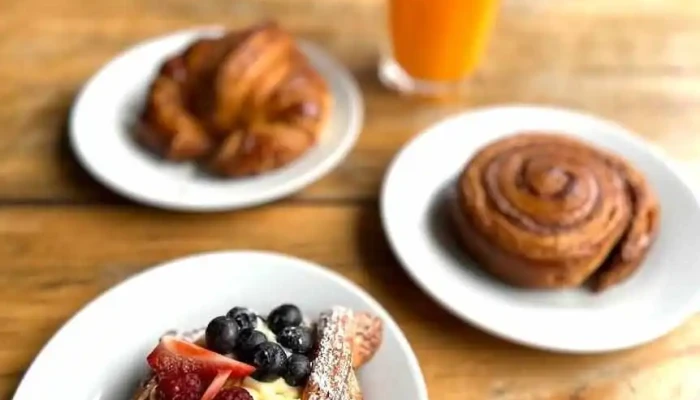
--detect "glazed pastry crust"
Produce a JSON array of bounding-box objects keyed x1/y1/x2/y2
[
  {"x1": 453, "y1": 132, "x2": 660, "y2": 291},
  {"x1": 137, "y1": 22, "x2": 331, "y2": 177}
]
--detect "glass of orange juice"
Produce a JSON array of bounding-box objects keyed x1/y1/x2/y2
[{"x1": 379, "y1": 0, "x2": 499, "y2": 96}]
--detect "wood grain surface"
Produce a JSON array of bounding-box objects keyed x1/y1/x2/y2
[{"x1": 1, "y1": 0, "x2": 700, "y2": 399}]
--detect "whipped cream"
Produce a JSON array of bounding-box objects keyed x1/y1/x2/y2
[
  {"x1": 238, "y1": 376, "x2": 301, "y2": 400},
  {"x1": 254, "y1": 317, "x2": 278, "y2": 343}
]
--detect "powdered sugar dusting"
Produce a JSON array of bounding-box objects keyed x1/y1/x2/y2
[{"x1": 303, "y1": 306, "x2": 354, "y2": 400}]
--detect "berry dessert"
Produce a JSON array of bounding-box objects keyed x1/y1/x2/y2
[{"x1": 132, "y1": 304, "x2": 383, "y2": 400}]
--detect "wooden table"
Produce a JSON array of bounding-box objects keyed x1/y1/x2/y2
[{"x1": 2, "y1": 0, "x2": 700, "y2": 398}]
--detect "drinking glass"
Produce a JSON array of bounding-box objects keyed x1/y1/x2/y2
[{"x1": 379, "y1": 0, "x2": 499, "y2": 96}]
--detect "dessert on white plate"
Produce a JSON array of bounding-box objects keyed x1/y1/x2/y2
[
  {"x1": 11, "y1": 251, "x2": 426, "y2": 400},
  {"x1": 133, "y1": 304, "x2": 382, "y2": 400}
]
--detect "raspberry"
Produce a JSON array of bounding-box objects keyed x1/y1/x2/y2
[
  {"x1": 214, "y1": 388, "x2": 254, "y2": 400},
  {"x1": 156, "y1": 373, "x2": 204, "y2": 400}
]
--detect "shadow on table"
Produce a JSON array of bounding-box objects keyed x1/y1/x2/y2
[
  {"x1": 353, "y1": 201, "x2": 514, "y2": 348},
  {"x1": 54, "y1": 90, "x2": 126, "y2": 205}
]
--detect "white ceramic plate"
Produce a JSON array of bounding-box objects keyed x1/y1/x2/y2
[
  {"x1": 381, "y1": 105, "x2": 700, "y2": 353},
  {"x1": 70, "y1": 28, "x2": 364, "y2": 211},
  {"x1": 12, "y1": 251, "x2": 426, "y2": 400}
]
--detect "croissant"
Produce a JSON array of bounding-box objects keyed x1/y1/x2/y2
[{"x1": 137, "y1": 22, "x2": 331, "y2": 177}]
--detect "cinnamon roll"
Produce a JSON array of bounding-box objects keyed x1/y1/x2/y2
[{"x1": 453, "y1": 133, "x2": 660, "y2": 292}]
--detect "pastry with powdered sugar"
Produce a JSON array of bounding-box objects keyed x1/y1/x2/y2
[{"x1": 132, "y1": 304, "x2": 382, "y2": 400}]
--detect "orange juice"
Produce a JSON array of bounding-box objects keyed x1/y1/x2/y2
[{"x1": 388, "y1": 0, "x2": 499, "y2": 82}]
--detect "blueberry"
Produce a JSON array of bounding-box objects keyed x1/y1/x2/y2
[
  {"x1": 250, "y1": 342, "x2": 287, "y2": 382},
  {"x1": 267, "y1": 304, "x2": 302, "y2": 334},
  {"x1": 282, "y1": 354, "x2": 311, "y2": 387},
  {"x1": 235, "y1": 329, "x2": 267, "y2": 362},
  {"x1": 226, "y1": 307, "x2": 258, "y2": 331},
  {"x1": 277, "y1": 326, "x2": 314, "y2": 354},
  {"x1": 205, "y1": 316, "x2": 238, "y2": 354}
]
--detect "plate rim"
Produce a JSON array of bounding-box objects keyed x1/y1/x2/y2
[
  {"x1": 69, "y1": 26, "x2": 364, "y2": 212},
  {"x1": 380, "y1": 103, "x2": 700, "y2": 353},
  {"x1": 12, "y1": 250, "x2": 428, "y2": 400}
]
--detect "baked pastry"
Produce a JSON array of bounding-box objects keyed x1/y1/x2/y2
[
  {"x1": 137, "y1": 22, "x2": 331, "y2": 176},
  {"x1": 453, "y1": 132, "x2": 660, "y2": 292},
  {"x1": 303, "y1": 307, "x2": 359, "y2": 400},
  {"x1": 132, "y1": 304, "x2": 382, "y2": 400}
]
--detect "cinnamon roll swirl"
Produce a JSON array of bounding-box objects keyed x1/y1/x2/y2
[{"x1": 453, "y1": 133, "x2": 660, "y2": 292}]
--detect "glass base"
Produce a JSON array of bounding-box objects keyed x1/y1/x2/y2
[{"x1": 378, "y1": 57, "x2": 471, "y2": 98}]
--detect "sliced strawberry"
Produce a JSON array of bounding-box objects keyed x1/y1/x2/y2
[
  {"x1": 200, "y1": 370, "x2": 231, "y2": 400},
  {"x1": 147, "y1": 336, "x2": 256, "y2": 379}
]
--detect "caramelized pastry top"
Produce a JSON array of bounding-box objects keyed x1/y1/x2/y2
[
  {"x1": 454, "y1": 132, "x2": 660, "y2": 291},
  {"x1": 137, "y1": 22, "x2": 331, "y2": 177}
]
